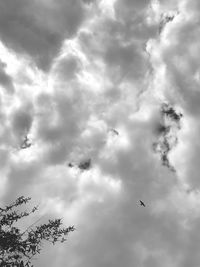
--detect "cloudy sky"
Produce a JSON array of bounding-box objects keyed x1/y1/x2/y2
[{"x1": 1, "y1": 0, "x2": 200, "y2": 266}]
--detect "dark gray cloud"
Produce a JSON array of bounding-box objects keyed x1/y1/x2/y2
[
  {"x1": 0, "y1": 60, "x2": 14, "y2": 93},
  {"x1": 5, "y1": 160, "x2": 42, "y2": 203},
  {"x1": 11, "y1": 103, "x2": 34, "y2": 148},
  {"x1": 0, "y1": 0, "x2": 87, "y2": 70},
  {"x1": 81, "y1": 0, "x2": 97, "y2": 5},
  {"x1": 54, "y1": 55, "x2": 82, "y2": 81}
]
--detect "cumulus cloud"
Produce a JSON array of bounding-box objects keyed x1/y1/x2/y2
[
  {"x1": 0, "y1": 0, "x2": 91, "y2": 70},
  {"x1": 0, "y1": 0, "x2": 200, "y2": 267}
]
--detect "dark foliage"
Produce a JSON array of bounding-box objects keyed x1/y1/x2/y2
[
  {"x1": 78, "y1": 159, "x2": 91, "y2": 170},
  {"x1": 159, "y1": 13, "x2": 176, "y2": 34},
  {"x1": 0, "y1": 196, "x2": 75, "y2": 267},
  {"x1": 155, "y1": 124, "x2": 170, "y2": 135},
  {"x1": 153, "y1": 135, "x2": 176, "y2": 172},
  {"x1": 161, "y1": 103, "x2": 183, "y2": 123},
  {"x1": 20, "y1": 136, "x2": 32, "y2": 150},
  {"x1": 152, "y1": 103, "x2": 182, "y2": 172}
]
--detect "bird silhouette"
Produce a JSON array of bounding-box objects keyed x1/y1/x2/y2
[{"x1": 139, "y1": 200, "x2": 146, "y2": 207}]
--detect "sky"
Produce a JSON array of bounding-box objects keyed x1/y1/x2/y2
[{"x1": 0, "y1": 0, "x2": 200, "y2": 266}]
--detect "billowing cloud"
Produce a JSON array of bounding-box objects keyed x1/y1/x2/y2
[
  {"x1": 1, "y1": 0, "x2": 200, "y2": 267},
  {"x1": 0, "y1": 0, "x2": 91, "y2": 70}
]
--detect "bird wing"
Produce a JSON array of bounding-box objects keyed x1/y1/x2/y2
[{"x1": 140, "y1": 200, "x2": 145, "y2": 206}]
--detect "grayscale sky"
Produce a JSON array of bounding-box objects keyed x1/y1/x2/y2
[{"x1": 0, "y1": 0, "x2": 200, "y2": 266}]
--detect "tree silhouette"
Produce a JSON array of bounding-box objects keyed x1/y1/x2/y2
[
  {"x1": 0, "y1": 196, "x2": 75, "y2": 267},
  {"x1": 20, "y1": 135, "x2": 32, "y2": 150},
  {"x1": 78, "y1": 158, "x2": 91, "y2": 171}
]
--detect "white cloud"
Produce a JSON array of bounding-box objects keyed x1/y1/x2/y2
[{"x1": 1, "y1": 0, "x2": 200, "y2": 267}]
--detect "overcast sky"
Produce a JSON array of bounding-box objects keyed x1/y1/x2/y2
[{"x1": 0, "y1": 0, "x2": 200, "y2": 266}]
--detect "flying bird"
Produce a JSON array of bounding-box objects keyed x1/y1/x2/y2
[{"x1": 139, "y1": 200, "x2": 146, "y2": 207}]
